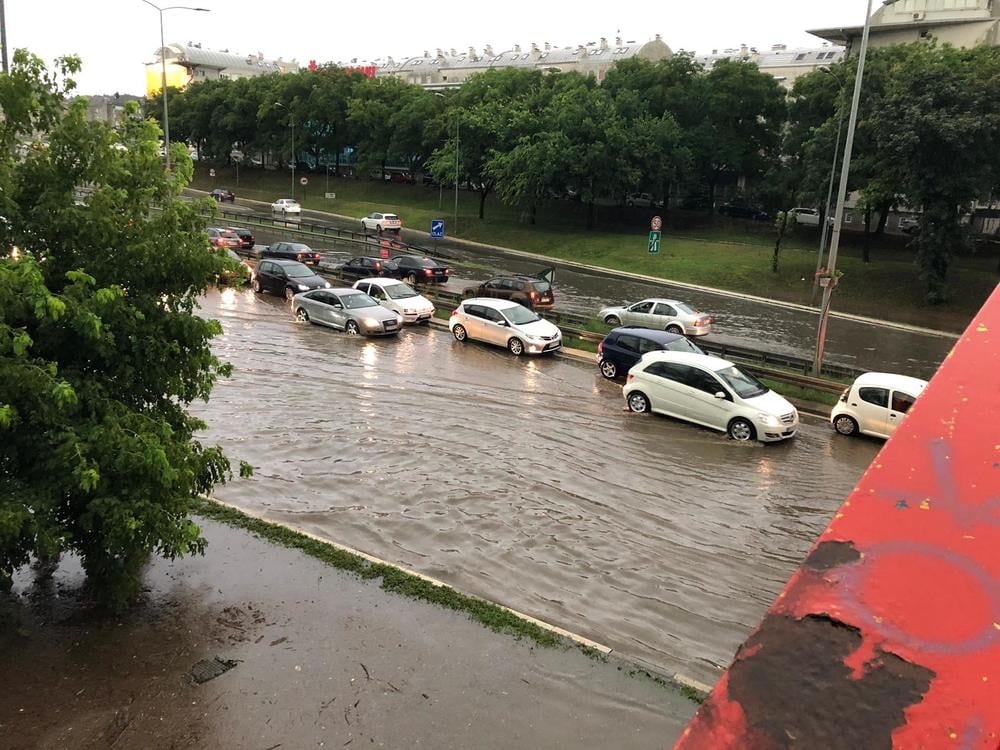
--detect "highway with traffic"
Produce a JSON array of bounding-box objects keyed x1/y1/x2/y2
[
  {"x1": 196, "y1": 287, "x2": 881, "y2": 687},
  {"x1": 201, "y1": 197, "x2": 956, "y2": 380}
]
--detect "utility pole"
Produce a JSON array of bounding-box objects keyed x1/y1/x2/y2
[
  {"x1": 811, "y1": 70, "x2": 847, "y2": 307},
  {"x1": 454, "y1": 116, "x2": 460, "y2": 235},
  {"x1": 813, "y1": 0, "x2": 894, "y2": 375},
  {"x1": 0, "y1": 0, "x2": 9, "y2": 76}
]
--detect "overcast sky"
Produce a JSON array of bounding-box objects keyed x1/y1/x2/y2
[{"x1": 9, "y1": 0, "x2": 864, "y2": 95}]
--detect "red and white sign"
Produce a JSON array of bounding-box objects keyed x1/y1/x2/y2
[
  {"x1": 651, "y1": 215, "x2": 663, "y2": 232},
  {"x1": 300, "y1": 176, "x2": 308, "y2": 186}
]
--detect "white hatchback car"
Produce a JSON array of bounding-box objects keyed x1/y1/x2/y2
[
  {"x1": 599, "y1": 299, "x2": 713, "y2": 336},
  {"x1": 271, "y1": 198, "x2": 301, "y2": 215},
  {"x1": 353, "y1": 277, "x2": 435, "y2": 324},
  {"x1": 361, "y1": 212, "x2": 403, "y2": 233},
  {"x1": 450, "y1": 298, "x2": 562, "y2": 356},
  {"x1": 790, "y1": 207, "x2": 821, "y2": 226},
  {"x1": 623, "y1": 351, "x2": 799, "y2": 443},
  {"x1": 830, "y1": 372, "x2": 927, "y2": 439}
]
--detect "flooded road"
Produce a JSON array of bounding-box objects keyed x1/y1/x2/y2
[
  {"x1": 231, "y1": 207, "x2": 957, "y2": 378},
  {"x1": 196, "y1": 288, "x2": 880, "y2": 686}
]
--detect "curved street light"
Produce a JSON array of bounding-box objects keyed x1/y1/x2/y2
[{"x1": 140, "y1": 1, "x2": 210, "y2": 173}]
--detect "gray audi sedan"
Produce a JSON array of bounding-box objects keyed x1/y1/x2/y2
[{"x1": 292, "y1": 287, "x2": 403, "y2": 337}]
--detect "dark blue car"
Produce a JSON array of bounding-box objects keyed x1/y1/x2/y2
[{"x1": 596, "y1": 327, "x2": 704, "y2": 379}]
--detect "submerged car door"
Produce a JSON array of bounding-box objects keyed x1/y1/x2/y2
[
  {"x1": 681, "y1": 366, "x2": 731, "y2": 430},
  {"x1": 320, "y1": 292, "x2": 348, "y2": 330},
  {"x1": 856, "y1": 386, "x2": 891, "y2": 437},
  {"x1": 653, "y1": 302, "x2": 680, "y2": 329},
  {"x1": 887, "y1": 390, "x2": 917, "y2": 436},
  {"x1": 625, "y1": 301, "x2": 657, "y2": 328},
  {"x1": 640, "y1": 362, "x2": 685, "y2": 416}
]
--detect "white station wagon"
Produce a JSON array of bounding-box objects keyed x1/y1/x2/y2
[
  {"x1": 360, "y1": 212, "x2": 402, "y2": 233},
  {"x1": 830, "y1": 372, "x2": 928, "y2": 439}
]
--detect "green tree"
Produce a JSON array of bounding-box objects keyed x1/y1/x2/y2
[{"x1": 0, "y1": 51, "x2": 248, "y2": 609}]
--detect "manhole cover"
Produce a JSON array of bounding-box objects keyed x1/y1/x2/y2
[{"x1": 189, "y1": 656, "x2": 239, "y2": 684}]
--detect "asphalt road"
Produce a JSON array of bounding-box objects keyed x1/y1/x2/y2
[{"x1": 196, "y1": 287, "x2": 881, "y2": 686}]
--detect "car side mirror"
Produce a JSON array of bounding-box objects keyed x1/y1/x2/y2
[
  {"x1": 497, "y1": 320, "x2": 508, "y2": 327},
  {"x1": 714, "y1": 391, "x2": 727, "y2": 400},
  {"x1": 332, "y1": 303, "x2": 343, "y2": 310}
]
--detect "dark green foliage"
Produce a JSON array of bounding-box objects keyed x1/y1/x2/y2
[{"x1": 0, "y1": 51, "x2": 249, "y2": 610}]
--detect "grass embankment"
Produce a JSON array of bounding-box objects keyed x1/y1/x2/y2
[{"x1": 194, "y1": 166, "x2": 997, "y2": 332}]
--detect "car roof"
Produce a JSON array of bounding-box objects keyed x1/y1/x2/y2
[
  {"x1": 268, "y1": 258, "x2": 311, "y2": 267},
  {"x1": 631, "y1": 298, "x2": 685, "y2": 306},
  {"x1": 608, "y1": 327, "x2": 685, "y2": 343},
  {"x1": 356, "y1": 277, "x2": 404, "y2": 286},
  {"x1": 226, "y1": 226, "x2": 250, "y2": 231},
  {"x1": 462, "y1": 297, "x2": 523, "y2": 311},
  {"x1": 486, "y1": 274, "x2": 545, "y2": 282},
  {"x1": 639, "y1": 350, "x2": 733, "y2": 371},
  {"x1": 329, "y1": 287, "x2": 364, "y2": 294},
  {"x1": 853, "y1": 372, "x2": 928, "y2": 392}
]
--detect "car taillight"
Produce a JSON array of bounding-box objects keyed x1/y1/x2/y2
[
  {"x1": 839, "y1": 388, "x2": 849, "y2": 402},
  {"x1": 375, "y1": 262, "x2": 382, "y2": 270},
  {"x1": 530, "y1": 291, "x2": 537, "y2": 299},
  {"x1": 627, "y1": 374, "x2": 634, "y2": 383},
  {"x1": 451, "y1": 309, "x2": 458, "y2": 316},
  {"x1": 597, "y1": 340, "x2": 603, "y2": 353},
  {"x1": 424, "y1": 269, "x2": 432, "y2": 275}
]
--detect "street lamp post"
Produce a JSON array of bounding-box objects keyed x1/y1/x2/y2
[
  {"x1": 811, "y1": 68, "x2": 848, "y2": 307},
  {"x1": 454, "y1": 115, "x2": 460, "y2": 236},
  {"x1": 140, "y1": 1, "x2": 210, "y2": 174},
  {"x1": 812, "y1": 0, "x2": 896, "y2": 375},
  {"x1": 0, "y1": 0, "x2": 9, "y2": 76}
]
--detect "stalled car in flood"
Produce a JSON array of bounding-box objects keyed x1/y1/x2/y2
[
  {"x1": 293, "y1": 288, "x2": 402, "y2": 337},
  {"x1": 353, "y1": 277, "x2": 435, "y2": 324},
  {"x1": 830, "y1": 372, "x2": 927, "y2": 439},
  {"x1": 599, "y1": 299, "x2": 713, "y2": 336},
  {"x1": 450, "y1": 298, "x2": 562, "y2": 356}
]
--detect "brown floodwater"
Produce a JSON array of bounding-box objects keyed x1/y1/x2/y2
[{"x1": 195, "y1": 288, "x2": 880, "y2": 687}]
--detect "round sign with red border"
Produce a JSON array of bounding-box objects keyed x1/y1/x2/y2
[
  {"x1": 300, "y1": 176, "x2": 309, "y2": 186},
  {"x1": 651, "y1": 215, "x2": 663, "y2": 232}
]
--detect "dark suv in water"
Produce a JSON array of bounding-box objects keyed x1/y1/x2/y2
[
  {"x1": 463, "y1": 271, "x2": 555, "y2": 310},
  {"x1": 596, "y1": 327, "x2": 704, "y2": 379}
]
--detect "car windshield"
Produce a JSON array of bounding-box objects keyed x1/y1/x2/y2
[
  {"x1": 532, "y1": 281, "x2": 551, "y2": 293},
  {"x1": 503, "y1": 306, "x2": 541, "y2": 325},
  {"x1": 717, "y1": 366, "x2": 769, "y2": 399},
  {"x1": 289, "y1": 243, "x2": 310, "y2": 251},
  {"x1": 284, "y1": 264, "x2": 315, "y2": 279},
  {"x1": 384, "y1": 214, "x2": 399, "y2": 221},
  {"x1": 665, "y1": 338, "x2": 703, "y2": 354},
  {"x1": 675, "y1": 302, "x2": 696, "y2": 314},
  {"x1": 385, "y1": 283, "x2": 419, "y2": 299},
  {"x1": 341, "y1": 292, "x2": 379, "y2": 309},
  {"x1": 227, "y1": 250, "x2": 241, "y2": 262}
]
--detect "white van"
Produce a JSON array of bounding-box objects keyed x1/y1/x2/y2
[{"x1": 830, "y1": 372, "x2": 928, "y2": 439}]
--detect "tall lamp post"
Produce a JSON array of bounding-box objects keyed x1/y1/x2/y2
[
  {"x1": 434, "y1": 91, "x2": 460, "y2": 234},
  {"x1": 0, "y1": 0, "x2": 9, "y2": 76},
  {"x1": 812, "y1": 0, "x2": 897, "y2": 375},
  {"x1": 811, "y1": 67, "x2": 847, "y2": 307},
  {"x1": 273, "y1": 101, "x2": 295, "y2": 199},
  {"x1": 140, "y1": 1, "x2": 210, "y2": 173}
]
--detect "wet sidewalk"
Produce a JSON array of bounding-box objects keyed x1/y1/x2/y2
[{"x1": 1, "y1": 517, "x2": 696, "y2": 750}]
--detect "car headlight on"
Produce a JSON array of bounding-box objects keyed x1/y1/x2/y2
[
  {"x1": 297, "y1": 284, "x2": 309, "y2": 291},
  {"x1": 758, "y1": 413, "x2": 780, "y2": 427},
  {"x1": 324, "y1": 281, "x2": 331, "y2": 288},
  {"x1": 363, "y1": 318, "x2": 380, "y2": 327}
]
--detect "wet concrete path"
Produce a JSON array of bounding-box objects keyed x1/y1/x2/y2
[
  {"x1": 195, "y1": 289, "x2": 880, "y2": 687},
  {"x1": 2, "y1": 519, "x2": 693, "y2": 749}
]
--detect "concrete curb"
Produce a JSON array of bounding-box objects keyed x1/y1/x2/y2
[{"x1": 190, "y1": 189, "x2": 961, "y2": 340}]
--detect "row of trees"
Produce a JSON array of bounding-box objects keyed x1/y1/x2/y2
[{"x1": 156, "y1": 42, "x2": 1000, "y2": 300}]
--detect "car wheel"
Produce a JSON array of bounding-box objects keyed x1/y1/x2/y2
[
  {"x1": 295, "y1": 307, "x2": 309, "y2": 322},
  {"x1": 666, "y1": 324, "x2": 684, "y2": 335},
  {"x1": 285, "y1": 287, "x2": 295, "y2": 301},
  {"x1": 376, "y1": 225, "x2": 383, "y2": 234},
  {"x1": 452, "y1": 324, "x2": 467, "y2": 342},
  {"x1": 508, "y1": 338, "x2": 525, "y2": 356},
  {"x1": 728, "y1": 418, "x2": 757, "y2": 442},
  {"x1": 833, "y1": 415, "x2": 859, "y2": 437},
  {"x1": 604, "y1": 315, "x2": 621, "y2": 326},
  {"x1": 406, "y1": 272, "x2": 418, "y2": 284},
  {"x1": 627, "y1": 391, "x2": 650, "y2": 413},
  {"x1": 599, "y1": 360, "x2": 618, "y2": 379},
  {"x1": 346, "y1": 320, "x2": 360, "y2": 336},
  {"x1": 252, "y1": 278, "x2": 262, "y2": 293}
]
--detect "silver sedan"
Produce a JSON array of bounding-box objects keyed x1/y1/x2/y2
[
  {"x1": 293, "y1": 288, "x2": 402, "y2": 336},
  {"x1": 598, "y1": 298, "x2": 713, "y2": 337}
]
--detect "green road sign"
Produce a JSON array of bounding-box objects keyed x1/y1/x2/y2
[{"x1": 648, "y1": 230, "x2": 661, "y2": 255}]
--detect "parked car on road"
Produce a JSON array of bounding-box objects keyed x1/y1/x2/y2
[
  {"x1": 830, "y1": 372, "x2": 927, "y2": 439},
  {"x1": 262, "y1": 241, "x2": 321, "y2": 266},
  {"x1": 898, "y1": 216, "x2": 921, "y2": 235},
  {"x1": 353, "y1": 278, "x2": 435, "y2": 324},
  {"x1": 718, "y1": 202, "x2": 769, "y2": 221},
  {"x1": 207, "y1": 227, "x2": 241, "y2": 249},
  {"x1": 627, "y1": 193, "x2": 661, "y2": 208},
  {"x1": 226, "y1": 226, "x2": 255, "y2": 250},
  {"x1": 211, "y1": 187, "x2": 235, "y2": 203},
  {"x1": 361, "y1": 212, "x2": 403, "y2": 233},
  {"x1": 391, "y1": 255, "x2": 450, "y2": 284},
  {"x1": 599, "y1": 299, "x2": 713, "y2": 336},
  {"x1": 337, "y1": 256, "x2": 400, "y2": 280},
  {"x1": 789, "y1": 208, "x2": 820, "y2": 226},
  {"x1": 293, "y1": 288, "x2": 402, "y2": 337},
  {"x1": 623, "y1": 351, "x2": 799, "y2": 443},
  {"x1": 220, "y1": 249, "x2": 251, "y2": 284},
  {"x1": 252, "y1": 259, "x2": 330, "y2": 300},
  {"x1": 597, "y1": 328, "x2": 704, "y2": 379},
  {"x1": 450, "y1": 298, "x2": 562, "y2": 356},
  {"x1": 463, "y1": 271, "x2": 554, "y2": 310},
  {"x1": 271, "y1": 198, "x2": 302, "y2": 215}
]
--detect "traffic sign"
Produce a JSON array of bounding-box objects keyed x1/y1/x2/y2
[
  {"x1": 208, "y1": 168, "x2": 216, "y2": 178},
  {"x1": 300, "y1": 176, "x2": 309, "y2": 186},
  {"x1": 651, "y1": 215, "x2": 663, "y2": 232},
  {"x1": 230, "y1": 149, "x2": 244, "y2": 162},
  {"x1": 325, "y1": 192, "x2": 336, "y2": 200},
  {"x1": 430, "y1": 219, "x2": 445, "y2": 239},
  {"x1": 648, "y1": 230, "x2": 661, "y2": 255}
]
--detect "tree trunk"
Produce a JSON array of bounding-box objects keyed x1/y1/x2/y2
[
  {"x1": 529, "y1": 203, "x2": 537, "y2": 226},
  {"x1": 772, "y1": 213, "x2": 788, "y2": 273},
  {"x1": 478, "y1": 189, "x2": 487, "y2": 220},
  {"x1": 875, "y1": 200, "x2": 891, "y2": 236},
  {"x1": 708, "y1": 180, "x2": 717, "y2": 215},
  {"x1": 587, "y1": 200, "x2": 596, "y2": 230},
  {"x1": 863, "y1": 206, "x2": 873, "y2": 264}
]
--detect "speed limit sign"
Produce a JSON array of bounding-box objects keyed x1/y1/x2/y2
[
  {"x1": 651, "y1": 215, "x2": 663, "y2": 232},
  {"x1": 300, "y1": 176, "x2": 309, "y2": 186}
]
